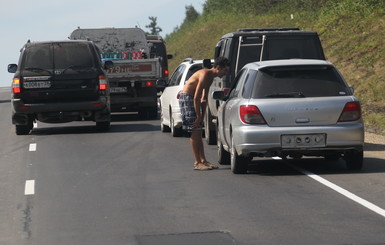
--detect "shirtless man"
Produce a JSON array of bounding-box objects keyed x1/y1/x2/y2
[{"x1": 179, "y1": 56, "x2": 230, "y2": 170}]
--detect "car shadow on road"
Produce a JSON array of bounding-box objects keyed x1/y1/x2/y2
[
  {"x1": 365, "y1": 142, "x2": 385, "y2": 151},
  {"x1": 245, "y1": 156, "x2": 385, "y2": 176},
  {"x1": 0, "y1": 99, "x2": 10, "y2": 104}
]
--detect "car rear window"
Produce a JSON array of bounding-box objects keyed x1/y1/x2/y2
[
  {"x1": 263, "y1": 37, "x2": 325, "y2": 60},
  {"x1": 23, "y1": 42, "x2": 94, "y2": 70},
  {"x1": 53, "y1": 43, "x2": 94, "y2": 69},
  {"x1": 250, "y1": 65, "x2": 351, "y2": 98}
]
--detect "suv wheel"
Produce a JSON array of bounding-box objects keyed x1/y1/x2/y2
[
  {"x1": 204, "y1": 108, "x2": 217, "y2": 145},
  {"x1": 16, "y1": 125, "x2": 31, "y2": 135},
  {"x1": 96, "y1": 121, "x2": 110, "y2": 131},
  {"x1": 345, "y1": 150, "x2": 363, "y2": 170},
  {"x1": 218, "y1": 136, "x2": 230, "y2": 165}
]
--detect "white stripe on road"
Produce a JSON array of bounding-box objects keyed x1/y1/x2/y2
[
  {"x1": 29, "y1": 143, "x2": 36, "y2": 152},
  {"x1": 25, "y1": 180, "x2": 35, "y2": 195},
  {"x1": 273, "y1": 157, "x2": 385, "y2": 218}
]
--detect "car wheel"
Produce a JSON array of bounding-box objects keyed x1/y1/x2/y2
[
  {"x1": 230, "y1": 137, "x2": 248, "y2": 174},
  {"x1": 15, "y1": 125, "x2": 31, "y2": 135},
  {"x1": 345, "y1": 150, "x2": 363, "y2": 170},
  {"x1": 160, "y1": 107, "x2": 171, "y2": 133},
  {"x1": 204, "y1": 108, "x2": 217, "y2": 145},
  {"x1": 170, "y1": 111, "x2": 183, "y2": 137},
  {"x1": 96, "y1": 121, "x2": 110, "y2": 131},
  {"x1": 218, "y1": 137, "x2": 230, "y2": 165}
]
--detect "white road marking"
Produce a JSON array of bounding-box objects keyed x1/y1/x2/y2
[
  {"x1": 25, "y1": 180, "x2": 35, "y2": 195},
  {"x1": 29, "y1": 143, "x2": 36, "y2": 152},
  {"x1": 274, "y1": 157, "x2": 385, "y2": 218}
]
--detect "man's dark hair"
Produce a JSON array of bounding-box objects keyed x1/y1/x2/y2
[{"x1": 214, "y1": 56, "x2": 230, "y2": 69}]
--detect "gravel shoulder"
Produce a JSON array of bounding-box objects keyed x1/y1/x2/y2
[{"x1": 364, "y1": 131, "x2": 385, "y2": 157}]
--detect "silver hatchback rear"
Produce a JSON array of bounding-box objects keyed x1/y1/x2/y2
[{"x1": 214, "y1": 59, "x2": 364, "y2": 174}]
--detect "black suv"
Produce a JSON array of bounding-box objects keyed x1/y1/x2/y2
[
  {"x1": 8, "y1": 40, "x2": 112, "y2": 135},
  {"x1": 205, "y1": 28, "x2": 326, "y2": 144}
]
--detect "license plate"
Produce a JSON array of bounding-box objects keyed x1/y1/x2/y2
[
  {"x1": 23, "y1": 81, "x2": 51, "y2": 89},
  {"x1": 281, "y1": 134, "x2": 326, "y2": 148},
  {"x1": 110, "y1": 87, "x2": 128, "y2": 93}
]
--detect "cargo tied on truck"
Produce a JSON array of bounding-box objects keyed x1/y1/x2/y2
[{"x1": 69, "y1": 27, "x2": 168, "y2": 119}]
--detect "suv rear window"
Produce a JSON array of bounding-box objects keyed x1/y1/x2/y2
[
  {"x1": 263, "y1": 37, "x2": 324, "y2": 60},
  {"x1": 250, "y1": 65, "x2": 351, "y2": 98},
  {"x1": 23, "y1": 42, "x2": 94, "y2": 70}
]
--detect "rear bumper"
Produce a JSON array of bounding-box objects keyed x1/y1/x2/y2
[
  {"x1": 12, "y1": 97, "x2": 108, "y2": 113},
  {"x1": 12, "y1": 97, "x2": 110, "y2": 124},
  {"x1": 232, "y1": 123, "x2": 364, "y2": 157}
]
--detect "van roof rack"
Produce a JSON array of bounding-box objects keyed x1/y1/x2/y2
[{"x1": 236, "y1": 28, "x2": 300, "y2": 32}]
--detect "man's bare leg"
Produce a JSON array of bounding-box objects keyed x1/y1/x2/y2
[{"x1": 190, "y1": 130, "x2": 211, "y2": 170}]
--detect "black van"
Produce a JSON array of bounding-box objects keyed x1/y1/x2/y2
[
  {"x1": 146, "y1": 35, "x2": 173, "y2": 83},
  {"x1": 205, "y1": 28, "x2": 326, "y2": 144},
  {"x1": 8, "y1": 40, "x2": 112, "y2": 135}
]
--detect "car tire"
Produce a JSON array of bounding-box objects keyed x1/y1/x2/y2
[
  {"x1": 96, "y1": 121, "x2": 110, "y2": 131},
  {"x1": 345, "y1": 150, "x2": 363, "y2": 170},
  {"x1": 160, "y1": 107, "x2": 171, "y2": 133},
  {"x1": 230, "y1": 137, "x2": 248, "y2": 174},
  {"x1": 170, "y1": 113, "x2": 183, "y2": 137},
  {"x1": 204, "y1": 108, "x2": 217, "y2": 145},
  {"x1": 218, "y1": 137, "x2": 230, "y2": 165},
  {"x1": 15, "y1": 125, "x2": 31, "y2": 135}
]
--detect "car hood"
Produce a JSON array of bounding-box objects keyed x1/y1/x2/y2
[{"x1": 251, "y1": 96, "x2": 358, "y2": 127}]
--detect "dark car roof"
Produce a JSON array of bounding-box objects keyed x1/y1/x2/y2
[{"x1": 220, "y1": 28, "x2": 319, "y2": 39}]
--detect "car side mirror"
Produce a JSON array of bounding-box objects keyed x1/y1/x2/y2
[
  {"x1": 212, "y1": 91, "x2": 226, "y2": 101},
  {"x1": 104, "y1": 60, "x2": 114, "y2": 70},
  {"x1": 203, "y1": 59, "x2": 212, "y2": 69},
  {"x1": 8, "y1": 64, "x2": 17, "y2": 73},
  {"x1": 156, "y1": 79, "x2": 167, "y2": 92},
  {"x1": 167, "y1": 54, "x2": 173, "y2": 59},
  {"x1": 349, "y1": 87, "x2": 355, "y2": 94}
]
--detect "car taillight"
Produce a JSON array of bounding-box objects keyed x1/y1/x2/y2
[
  {"x1": 12, "y1": 78, "x2": 21, "y2": 94},
  {"x1": 177, "y1": 91, "x2": 181, "y2": 99},
  {"x1": 145, "y1": 81, "x2": 154, "y2": 87},
  {"x1": 99, "y1": 75, "x2": 108, "y2": 90},
  {"x1": 164, "y1": 69, "x2": 169, "y2": 76},
  {"x1": 338, "y1": 102, "x2": 361, "y2": 122},
  {"x1": 239, "y1": 105, "x2": 266, "y2": 124}
]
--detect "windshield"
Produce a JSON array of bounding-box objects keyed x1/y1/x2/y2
[
  {"x1": 251, "y1": 65, "x2": 351, "y2": 98},
  {"x1": 23, "y1": 43, "x2": 94, "y2": 71}
]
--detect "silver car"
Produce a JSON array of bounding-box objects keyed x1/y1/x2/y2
[{"x1": 213, "y1": 59, "x2": 364, "y2": 174}]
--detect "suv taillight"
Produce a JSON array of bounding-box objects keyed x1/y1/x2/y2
[
  {"x1": 240, "y1": 105, "x2": 266, "y2": 124},
  {"x1": 12, "y1": 78, "x2": 21, "y2": 94},
  {"x1": 338, "y1": 102, "x2": 361, "y2": 122},
  {"x1": 98, "y1": 75, "x2": 108, "y2": 90}
]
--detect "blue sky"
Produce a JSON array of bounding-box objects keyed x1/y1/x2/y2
[{"x1": 0, "y1": 0, "x2": 204, "y2": 87}]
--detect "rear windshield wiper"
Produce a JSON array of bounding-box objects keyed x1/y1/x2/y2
[
  {"x1": 265, "y1": 92, "x2": 305, "y2": 98},
  {"x1": 24, "y1": 67, "x2": 52, "y2": 74},
  {"x1": 61, "y1": 65, "x2": 93, "y2": 74}
]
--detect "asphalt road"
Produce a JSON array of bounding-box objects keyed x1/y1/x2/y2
[{"x1": 1, "y1": 87, "x2": 385, "y2": 245}]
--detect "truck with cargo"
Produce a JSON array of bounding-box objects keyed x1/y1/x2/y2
[
  {"x1": 70, "y1": 27, "x2": 165, "y2": 119},
  {"x1": 205, "y1": 28, "x2": 326, "y2": 144}
]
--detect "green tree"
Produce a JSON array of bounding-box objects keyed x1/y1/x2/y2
[{"x1": 146, "y1": 16, "x2": 162, "y2": 35}]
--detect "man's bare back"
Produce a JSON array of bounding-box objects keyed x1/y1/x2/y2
[{"x1": 182, "y1": 68, "x2": 215, "y2": 99}]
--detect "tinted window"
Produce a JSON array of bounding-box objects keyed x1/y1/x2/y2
[
  {"x1": 168, "y1": 65, "x2": 185, "y2": 86},
  {"x1": 23, "y1": 44, "x2": 53, "y2": 69},
  {"x1": 251, "y1": 65, "x2": 351, "y2": 98},
  {"x1": 54, "y1": 43, "x2": 94, "y2": 69},
  {"x1": 236, "y1": 36, "x2": 263, "y2": 73},
  {"x1": 263, "y1": 37, "x2": 324, "y2": 60},
  {"x1": 185, "y1": 64, "x2": 203, "y2": 83},
  {"x1": 23, "y1": 43, "x2": 94, "y2": 70}
]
